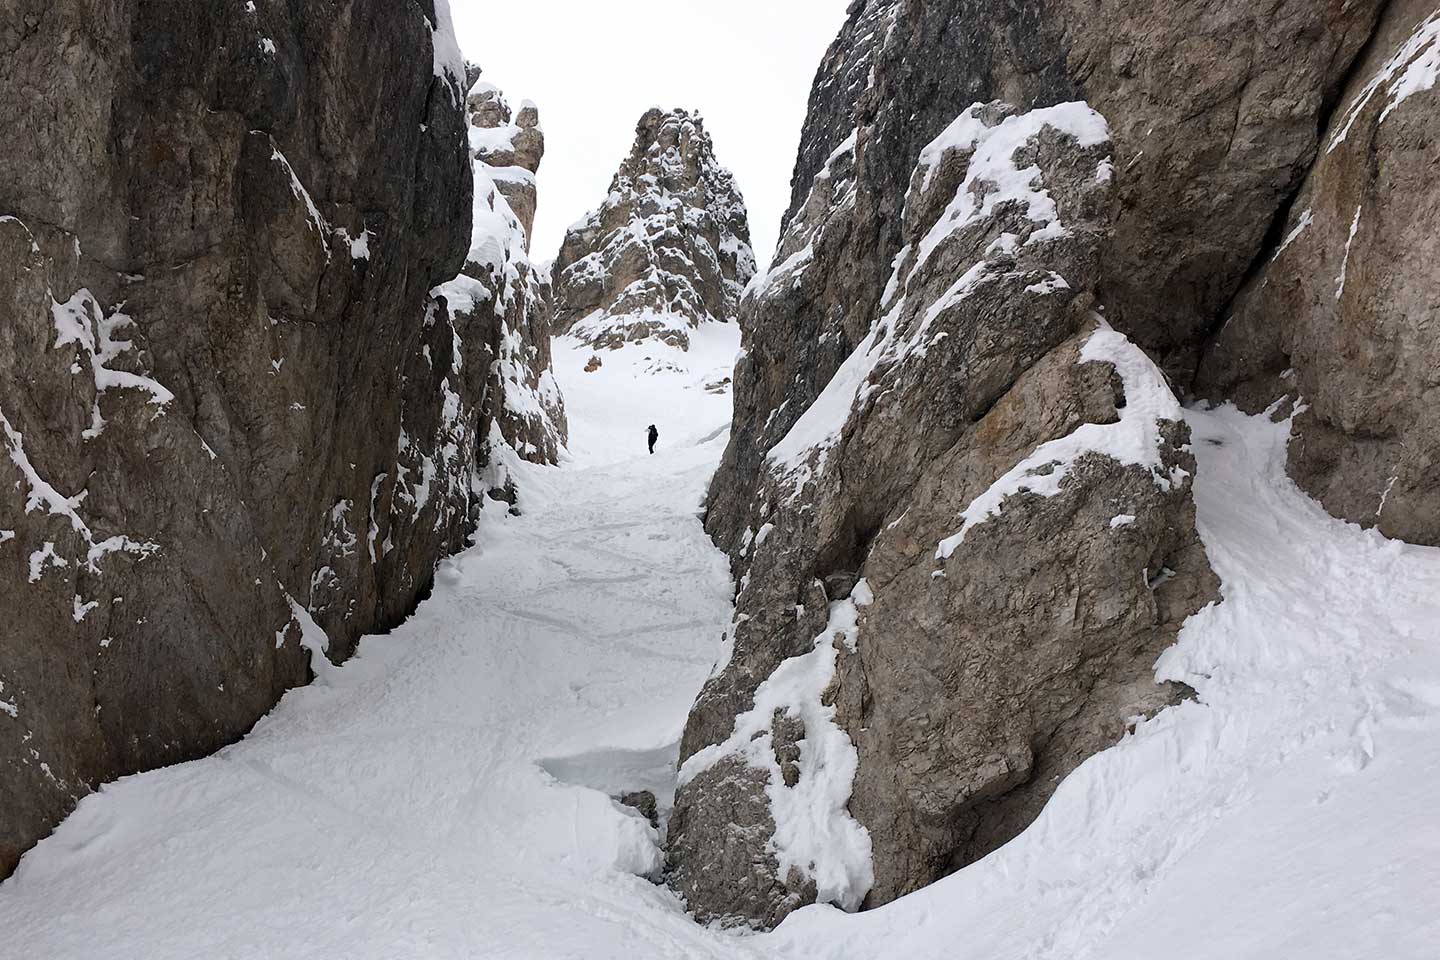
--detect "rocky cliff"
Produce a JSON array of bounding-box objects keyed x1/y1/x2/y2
[
  {"x1": 0, "y1": 0, "x2": 475, "y2": 877},
  {"x1": 437, "y1": 72, "x2": 568, "y2": 501},
  {"x1": 1198, "y1": 0, "x2": 1440, "y2": 546},
  {"x1": 550, "y1": 108, "x2": 756, "y2": 350},
  {"x1": 671, "y1": 0, "x2": 1429, "y2": 930}
]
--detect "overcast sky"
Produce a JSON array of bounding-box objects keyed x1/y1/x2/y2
[{"x1": 449, "y1": 0, "x2": 851, "y2": 269}]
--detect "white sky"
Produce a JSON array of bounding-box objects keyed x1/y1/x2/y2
[{"x1": 449, "y1": 0, "x2": 851, "y2": 269}]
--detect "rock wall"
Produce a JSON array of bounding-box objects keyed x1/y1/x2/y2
[
  {"x1": 707, "y1": 0, "x2": 1384, "y2": 559},
  {"x1": 670, "y1": 99, "x2": 1217, "y2": 927},
  {"x1": 1198, "y1": 0, "x2": 1440, "y2": 546},
  {"x1": 0, "y1": 0, "x2": 473, "y2": 877},
  {"x1": 674, "y1": 0, "x2": 1417, "y2": 930},
  {"x1": 550, "y1": 108, "x2": 756, "y2": 350},
  {"x1": 437, "y1": 74, "x2": 568, "y2": 501}
]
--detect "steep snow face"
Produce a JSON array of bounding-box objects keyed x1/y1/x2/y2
[{"x1": 550, "y1": 109, "x2": 756, "y2": 351}]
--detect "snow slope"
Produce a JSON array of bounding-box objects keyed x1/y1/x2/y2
[
  {"x1": 0, "y1": 331, "x2": 746, "y2": 960},
  {"x1": 551, "y1": 323, "x2": 741, "y2": 468},
  {"x1": 3, "y1": 331, "x2": 1438, "y2": 958}
]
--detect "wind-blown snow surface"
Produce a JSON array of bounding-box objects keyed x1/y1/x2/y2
[{"x1": 3, "y1": 342, "x2": 1439, "y2": 956}]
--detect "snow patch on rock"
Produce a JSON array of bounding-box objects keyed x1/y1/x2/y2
[
  {"x1": 678, "y1": 596, "x2": 874, "y2": 913},
  {"x1": 936, "y1": 321, "x2": 1185, "y2": 559}
]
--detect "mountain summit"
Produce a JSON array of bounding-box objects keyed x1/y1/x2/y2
[{"x1": 551, "y1": 108, "x2": 756, "y2": 350}]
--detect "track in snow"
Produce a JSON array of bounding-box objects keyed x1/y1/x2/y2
[
  {"x1": 3, "y1": 324, "x2": 1438, "y2": 959},
  {"x1": 0, "y1": 329, "x2": 756, "y2": 960}
]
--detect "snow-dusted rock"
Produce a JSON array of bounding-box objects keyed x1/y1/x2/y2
[
  {"x1": 465, "y1": 80, "x2": 545, "y2": 245},
  {"x1": 436, "y1": 73, "x2": 568, "y2": 499},
  {"x1": 550, "y1": 109, "x2": 756, "y2": 350},
  {"x1": 681, "y1": 0, "x2": 1414, "y2": 931},
  {"x1": 1198, "y1": 0, "x2": 1440, "y2": 546},
  {"x1": 668, "y1": 100, "x2": 1217, "y2": 927},
  {"x1": 0, "y1": 1, "x2": 472, "y2": 877}
]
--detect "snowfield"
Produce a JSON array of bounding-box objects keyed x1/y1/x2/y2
[{"x1": 2, "y1": 327, "x2": 1438, "y2": 958}]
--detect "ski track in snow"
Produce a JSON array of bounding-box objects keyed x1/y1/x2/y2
[{"x1": 3, "y1": 322, "x2": 1439, "y2": 958}]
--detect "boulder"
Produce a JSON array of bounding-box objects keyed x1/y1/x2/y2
[{"x1": 669, "y1": 101, "x2": 1218, "y2": 927}]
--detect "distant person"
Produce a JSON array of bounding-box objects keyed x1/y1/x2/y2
[{"x1": 647, "y1": 424, "x2": 659, "y2": 455}]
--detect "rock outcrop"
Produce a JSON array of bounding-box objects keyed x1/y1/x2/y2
[
  {"x1": 669, "y1": 99, "x2": 1218, "y2": 927},
  {"x1": 550, "y1": 109, "x2": 756, "y2": 350},
  {"x1": 673, "y1": 0, "x2": 1419, "y2": 932},
  {"x1": 438, "y1": 74, "x2": 568, "y2": 500},
  {"x1": 1197, "y1": 0, "x2": 1440, "y2": 546},
  {"x1": 0, "y1": 1, "x2": 474, "y2": 877},
  {"x1": 707, "y1": 0, "x2": 1385, "y2": 556}
]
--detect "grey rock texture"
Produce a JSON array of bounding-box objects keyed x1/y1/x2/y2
[
  {"x1": 675, "y1": 0, "x2": 1414, "y2": 931},
  {"x1": 0, "y1": 1, "x2": 473, "y2": 877},
  {"x1": 707, "y1": 0, "x2": 1383, "y2": 557},
  {"x1": 439, "y1": 74, "x2": 568, "y2": 497},
  {"x1": 550, "y1": 109, "x2": 756, "y2": 350},
  {"x1": 670, "y1": 100, "x2": 1218, "y2": 927},
  {"x1": 1197, "y1": 1, "x2": 1440, "y2": 546},
  {"x1": 466, "y1": 80, "x2": 545, "y2": 246}
]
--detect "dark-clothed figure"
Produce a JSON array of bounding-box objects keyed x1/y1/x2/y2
[{"x1": 647, "y1": 424, "x2": 659, "y2": 455}]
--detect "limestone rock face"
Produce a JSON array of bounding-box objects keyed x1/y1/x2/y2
[
  {"x1": 707, "y1": 0, "x2": 1383, "y2": 558},
  {"x1": 438, "y1": 75, "x2": 568, "y2": 498},
  {"x1": 550, "y1": 109, "x2": 756, "y2": 350},
  {"x1": 1197, "y1": 1, "x2": 1440, "y2": 546},
  {"x1": 466, "y1": 81, "x2": 545, "y2": 246},
  {"x1": 669, "y1": 101, "x2": 1218, "y2": 927},
  {"x1": 677, "y1": 0, "x2": 1434, "y2": 934},
  {"x1": 0, "y1": 1, "x2": 473, "y2": 877}
]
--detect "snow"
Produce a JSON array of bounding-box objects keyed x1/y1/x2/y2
[
  {"x1": 268, "y1": 145, "x2": 330, "y2": 253},
  {"x1": 765, "y1": 321, "x2": 879, "y2": 475},
  {"x1": 51, "y1": 290, "x2": 174, "y2": 437},
  {"x1": 766, "y1": 101, "x2": 1111, "y2": 486},
  {"x1": 1335, "y1": 205, "x2": 1363, "y2": 300},
  {"x1": 678, "y1": 595, "x2": 874, "y2": 913},
  {"x1": 3, "y1": 410, "x2": 91, "y2": 537},
  {"x1": 336, "y1": 226, "x2": 371, "y2": 260},
  {"x1": 0, "y1": 334, "x2": 741, "y2": 960},
  {"x1": 4, "y1": 328, "x2": 1440, "y2": 956},
  {"x1": 1271, "y1": 206, "x2": 1314, "y2": 263},
  {"x1": 428, "y1": 0, "x2": 467, "y2": 94},
  {"x1": 765, "y1": 402, "x2": 1440, "y2": 959},
  {"x1": 937, "y1": 321, "x2": 1184, "y2": 560},
  {"x1": 1328, "y1": 12, "x2": 1440, "y2": 152},
  {"x1": 911, "y1": 102, "x2": 1110, "y2": 275},
  {"x1": 27, "y1": 542, "x2": 67, "y2": 584},
  {"x1": 551, "y1": 321, "x2": 740, "y2": 468}
]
